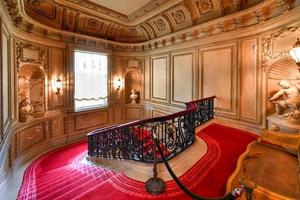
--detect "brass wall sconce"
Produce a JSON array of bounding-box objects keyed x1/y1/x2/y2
[
  {"x1": 55, "y1": 78, "x2": 63, "y2": 95},
  {"x1": 115, "y1": 78, "x2": 122, "y2": 91},
  {"x1": 289, "y1": 38, "x2": 300, "y2": 72}
]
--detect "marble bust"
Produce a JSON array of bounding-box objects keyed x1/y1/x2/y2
[{"x1": 269, "y1": 79, "x2": 300, "y2": 120}]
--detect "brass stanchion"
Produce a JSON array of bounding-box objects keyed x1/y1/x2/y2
[{"x1": 145, "y1": 133, "x2": 165, "y2": 194}]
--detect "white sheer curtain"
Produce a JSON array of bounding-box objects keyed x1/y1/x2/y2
[{"x1": 74, "y1": 51, "x2": 108, "y2": 111}]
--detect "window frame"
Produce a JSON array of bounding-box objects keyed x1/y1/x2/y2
[{"x1": 73, "y1": 49, "x2": 109, "y2": 112}]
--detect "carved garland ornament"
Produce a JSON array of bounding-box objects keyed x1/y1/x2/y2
[
  {"x1": 4, "y1": 0, "x2": 23, "y2": 26},
  {"x1": 16, "y1": 42, "x2": 48, "y2": 72},
  {"x1": 262, "y1": 26, "x2": 300, "y2": 71},
  {"x1": 123, "y1": 58, "x2": 144, "y2": 72}
]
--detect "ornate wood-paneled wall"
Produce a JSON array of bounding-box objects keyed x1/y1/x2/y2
[{"x1": 141, "y1": 36, "x2": 263, "y2": 131}]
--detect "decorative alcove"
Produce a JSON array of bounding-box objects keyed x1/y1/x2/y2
[
  {"x1": 123, "y1": 58, "x2": 143, "y2": 104},
  {"x1": 262, "y1": 25, "x2": 300, "y2": 133},
  {"x1": 123, "y1": 58, "x2": 144, "y2": 121},
  {"x1": 266, "y1": 57, "x2": 300, "y2": 133},
  {"x1": 16, "y1": 42, "x2": 48, "y2": 122},
  {"x1": 18, "y1": 64, "x2": 46, "y2": 122},
  {"x1": 125, "y1": 70, "x2": 141, "y2": 104}
]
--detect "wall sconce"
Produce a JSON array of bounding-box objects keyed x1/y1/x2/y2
[
  {"x1": 288, "y1": 38, "x2": 300, "y2": 72},
  {"x1": 115, "y1": 78, "x2": 122, "y2": 91},
  {"x1": 54, "y1": 78, "x2": 63, "y2": 95}
]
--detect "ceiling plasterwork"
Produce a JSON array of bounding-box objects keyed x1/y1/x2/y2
[
  {"x1": 2, "y1": 0, "x2": 298, "y2": 52},
  {"x1": 21, "y1": 0, "x2": 278, "y2": 43}
]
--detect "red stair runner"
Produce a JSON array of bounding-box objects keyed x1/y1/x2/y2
[{"x1": 17, "y1": 124, "x2": 257, "y2": 200}]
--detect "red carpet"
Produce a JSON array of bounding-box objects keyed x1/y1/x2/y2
[{"x1": 17, "y1": 123, "x2": 257, "y2": 200}]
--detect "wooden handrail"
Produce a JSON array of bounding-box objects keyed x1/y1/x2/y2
[
  {"x1": 87, "y1": 96, "x2": 215, "y2": 163},
  {"x1": 87, "y1": 96, "x2": 215, "y2": 136}
]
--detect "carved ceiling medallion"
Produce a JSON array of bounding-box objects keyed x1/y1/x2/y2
[
  {"x1": 172, "y1": 10, "x2": 186, "y2": 24},
  {"x1": 196, "y1": 0, "x2": 214, "y2": 15},
  {"x1": 154, "y1": 19, "x2": 166, "y2": 31}
]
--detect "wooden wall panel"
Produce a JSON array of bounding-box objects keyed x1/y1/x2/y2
[
  {"x1": 125, "y1": 105, "x2": 142, "y2": 120},
  {"x1": 75, "y1": 110, "x2": 108, "y2": 131},
  {"x1": 50, "y1": 116, "x2": 65, "y2": 137},
  {"x1": 152, "y1": 110, "x2": 168, "y2": 118},
  {"x1": 48, "y1": 48, "x2": 66, "y2": 109},
  {"x1": 144, "y1": 56, "x2": 150, "y2": 100},
  {"x1": 1, "y1": 24, "x2": 9, "y2": 131},
  {"x1": 151, "y1": 56, "x2": 169, "y2": 103},
  {"x1": 19, "y1": 123, "x2": 46, "y2": 152},
  {"x1": 110, "y1": 56, "x2": 123, "y2": 102},
  {"x1": 171, "y1": 52, "x2": 194, "y2": 104},
  {"x1": 200, "y1": 43, "x2": 237, "y2": 117},
  {"x1": 240, "y1": 38, "x2": 258, "y2": 122}
]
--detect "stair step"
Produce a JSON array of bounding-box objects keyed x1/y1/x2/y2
[
  {"x1": 54, "y1": 173, "x2": 110, "y2": 200},
  {"x1": 36, "y1": 170, "x2": 84, "y2": 192},
  {"x1": 71, "y1": 178, "x2": 113, "y2": 200},
  {"x1": 36, "y1": 172, "x2": 88, "y2": 199},
  {"x1": 36, "y1": 169, "x2": 81, "y2": 188},
  {"x1": 39, "y1": 170, "x2": 112, "y2": 200},
  {"x1": 37, "y1": 168, "x2": 78, "y2": 183},
  {"x1": 37, "y1": 166, "x2": 70, "y2": 179}
]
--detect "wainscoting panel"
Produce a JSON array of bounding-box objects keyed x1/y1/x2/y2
[
  {"x1": 151, "y1": 55, "x2": 169, "y2": 103},
  {"x1": 19, "y1": 123, "x2": 46, "y2": 153},
  {"x1": 171, "y1": 52, "x2": 194, "y2": 105},
  {"x1": 240, "y1": 38, "x2": 258, "y2": 122},
  {"x1": 112, "y1": 105, "x2": 124, "y2": 123},
  {"x1": 199, "y1": 43, "x2": 237, "y2": 117},
  {"x1": 125, "y1": 105, "x2": 142, "y2": 120},
  {"x1": 50, "y1": 116, "x2": 66, "y2": 137},
  {"x1": 74, "y1": 110, "x2": 109, "y2": 131},
  {"x1": 152, "y1": 109, "x2": 168, "y2": 118}
]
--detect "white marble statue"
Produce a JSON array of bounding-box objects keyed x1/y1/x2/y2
[
  {"x1": 269, "y1": 79, "x2": 300, "y2": 120},
  {"x1": 130, "y1": 89, "x2": 138, "y2": 104}
]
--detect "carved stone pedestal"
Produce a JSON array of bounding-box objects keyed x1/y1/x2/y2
[{"x1": 267, "y1": 114, "x2": 300, "y2": 134}]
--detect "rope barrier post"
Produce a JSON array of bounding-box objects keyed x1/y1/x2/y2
[{"x1": 145, "y1": 131, "x2": 166, "y2": 195}]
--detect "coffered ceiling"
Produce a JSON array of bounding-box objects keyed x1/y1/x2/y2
[
  {"x1": 88, "y1": 0, "x2": 153, "y2": 16},
  {"x1": 16, "y1": 0, "x2": 290, "y2": 43}
]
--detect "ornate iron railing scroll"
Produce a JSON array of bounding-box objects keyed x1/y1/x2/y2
[{"x1": 87, "y1": 96, "x2": 215, "y2": 163}]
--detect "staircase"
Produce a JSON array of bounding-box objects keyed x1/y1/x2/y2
[
  {"x1": 18, "y1": 162, "x2": 117, "y2": 200},
  {"x1": 87, "y1": 96, "x2": 215, "y2": 163}
]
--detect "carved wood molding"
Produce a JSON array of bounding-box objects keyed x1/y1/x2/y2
[
  {"x1": 16, "y1": 41, "x2": 48, "y2": 73},
  {"x1": 3, "y1": 0, "x2": 23, "y2": 26},
  {"x1": 123, "y1": 57, "x2": 144, "y2": 72},
  {"x1": 2, "y1": 0, "x2": 299, "y2": 52},
  {"x1": 262, "y1": 26, "x2": 300, "y2": 72}
]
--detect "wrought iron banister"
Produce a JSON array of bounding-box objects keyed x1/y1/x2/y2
[{"x1": 87, "y1": 96, "x2": 215, "y2": 163}]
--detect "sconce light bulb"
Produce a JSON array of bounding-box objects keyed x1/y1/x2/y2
[
  {"x1": 55, "y1": 78, "x2": 62, "y2": 95},
  {"x1": 116, "y1": 78, "x2": 122, "y2": 91}
]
